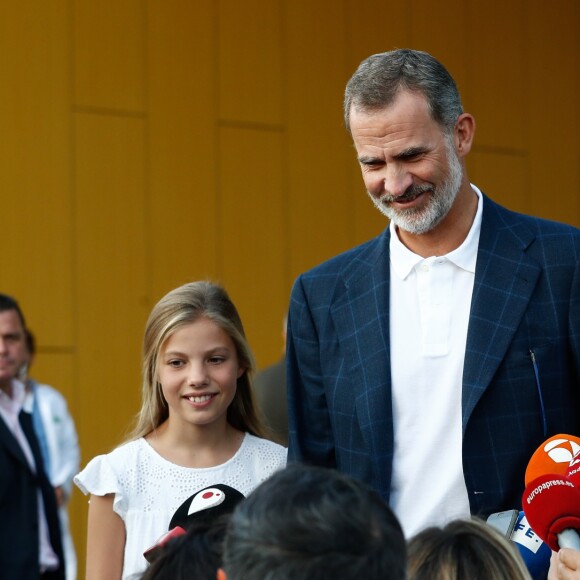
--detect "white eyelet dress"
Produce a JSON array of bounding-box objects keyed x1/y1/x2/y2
[{"x1": 74, "y1": 434, "x2": 287, "y2": 579}]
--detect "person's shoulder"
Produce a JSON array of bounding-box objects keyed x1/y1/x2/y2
[
  {"x1": 34, "y1": 382, "x2": 69, "y2": 406},
  {"x1": 75, "y1": 440, "x2": 145, "y2": 502},
  {"x1": 484, "y1": 195, "x2": 579, "y2": 238},
  {"x1": 243, "y1": 433, "x2": 287, "y2": 459},
  {"x1": 98, "y1": 438, "x2": 146, "y2": 467},
  {"x1": 111, "y1": 437, "x2": 145, "y2": 455},
  {"x1": 77, "y1": 439, "x2": 143, "y2": 481},
  {"x1": 481, "y1": 196, "x2": 579, "y2": 266}
]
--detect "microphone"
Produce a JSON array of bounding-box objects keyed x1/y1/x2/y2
[
  {"x1": 510, "y1": 511, "x2": 552, "y2": 580},
  {"x1": 525, "y1": 434, "x2": 580, "y2": 486},
  {"x1": 168, "y1": 483, "x2": 245, "y2": 530},
  {"x1": 143, "y1": 483, "x2": 245, "y2": 564},
  {"x1": 522, "y1": 474, "x2": 580, "y2": 551}
]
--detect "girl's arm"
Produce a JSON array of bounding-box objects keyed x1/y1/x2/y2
[{"x1": 86, "y1": 494, "x2": 125, "y2": 580}]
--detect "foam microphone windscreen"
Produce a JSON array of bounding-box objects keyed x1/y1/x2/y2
[
  {"x1": 510, "y1": 511, "x2": 551, "y2": 580},
  {"x1": 525, "y1": 434, "x2": 580, "y2": 486},
  {"x1": 143, "y1": 484, "x2": 245, "y2": 564},
  {"x1": 522, "y1": 474, "x2": 580, "y2": 551},
  {"x1": 169, "y1": 484, "x2": 245, "y2": 530}
]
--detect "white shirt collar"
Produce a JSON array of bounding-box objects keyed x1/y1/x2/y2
[
  {"x1": 0, "y1": 378, "x2": 26, "y2": 412},
  {"x1": 390, "y1": 184, "x2": 483, "y2": 279}
]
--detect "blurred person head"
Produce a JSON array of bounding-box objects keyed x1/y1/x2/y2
[
  {"x1": 0, "y1": 293, "x2": 27, "y2": 394},
  {"x1": 141, "y1": 517, "x2": 229, "y2": 580},
  {"x1": 127, "y1": 281, "x2": 266, "y2": 440},
  {"x1": 17, "y1": 328, "x2": 36, "y2": 382},
  {"x1": 407, "y1": 518, "x2": 531, "y2": 580},
  {"x1": 219, "y1": 463, "x2": 407, "y2": 580}
]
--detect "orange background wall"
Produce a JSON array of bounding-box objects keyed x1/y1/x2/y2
[{"x1": 0, "y1": 0, "x2": 578, "y2": 573}]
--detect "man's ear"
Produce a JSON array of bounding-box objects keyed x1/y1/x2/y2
[
  {"x1": 453, "y1": 113, "x2": 475, "y2": 158},
  {"x1": 217, "y1": 568, "x2": 227, "y2": 580}
]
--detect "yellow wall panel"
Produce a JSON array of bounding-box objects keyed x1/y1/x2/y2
[
  {"x1": 527, "y1": 1, "x2": 579, "y2": 225},
  {"x1": 74, "y1": 113, "x2": 149, "y2": 460},
  {"x1": 147, "y1": 0, "x2": 220, "y2": 298},
  {"x1": 0, "y1": 1, "x2": 73, "y2": 345},
  {"x1": 219, "y1": 126, "x2": 287, "y2": 367},
  {"x1": 286, "y1": 1, "x2": 354, "y2": 279},
  {"x1": 73, "y1": 0, "x2": 145, "y2": 111},
  {"x1": 347, "y1": 0, "x2": 409, "y2": 70},
  {"x1": 32, "y1": 351, "x2": 77, "y2": 414},
  {"x1": 73, "y1": 114, "x2": 148, "y2": 571},
  {"x1": 467, "y1": 0, "x2": 527, "y2": 151},
  {"x1": 468, "y1": 151, "x2": 528, "y2": 215},
  {"x1": 218, "y1": 0, "x2": 284, "y2": 125},
  {"x1": 0, "y1": 1, "x2": 577, "y2": 576},
  {"x1": 410, "y1": 0, "x2": 469, "y2": 99}
]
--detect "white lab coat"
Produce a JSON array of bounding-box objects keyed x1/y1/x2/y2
[{"x1": 25, "y1": 381, "x2": 80, "y2": 580}]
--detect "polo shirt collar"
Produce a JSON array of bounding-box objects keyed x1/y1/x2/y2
[{"x1": 390, "y1": 184, "x2": 483, "y2": 280}]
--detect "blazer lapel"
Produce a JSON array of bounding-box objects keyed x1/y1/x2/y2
[
  {"x1": 462, "y1": 196, "x2": 540, "y2": 426},
  {"x1": 0, "y1": 411, "x2": 35, "y2": 473},
  {"x1": 331, "y1": 229, "x2": 394, "y2": 470}
]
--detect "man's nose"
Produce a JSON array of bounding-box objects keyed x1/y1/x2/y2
[{"x1": 383, "y1": 164, "x2": 413, "y2": 198}]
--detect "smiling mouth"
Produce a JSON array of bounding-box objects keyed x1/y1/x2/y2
[
  {"x1": 383, "y1": 185, "x2": 432, "y2": 205},
  {"x1": 185, "y1": 394, "x2": 214, "y2": 404},
  {"x1": 393, "y1": 191, "x2": 423, "y2": 204}
]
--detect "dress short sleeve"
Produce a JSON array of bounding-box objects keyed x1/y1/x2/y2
[{"x1": 74, "y1": 452, "x2": 128, "y2": 518}]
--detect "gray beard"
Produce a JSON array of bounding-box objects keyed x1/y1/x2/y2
[{"x1": 368, "y1": 139, "x2": 463, "y2": 235}]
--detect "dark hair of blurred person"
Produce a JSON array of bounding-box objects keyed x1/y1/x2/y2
[
  {"x1": 219, "y1": 463, "x2": 407, "y2": 580},
  {"x1": 141, "y1": 516, "x2": 228, "y2": 580}
]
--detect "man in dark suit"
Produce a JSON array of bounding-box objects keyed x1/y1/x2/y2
[
  {"x1": 254, "y1": 357, "x2": 288, "y2": 446},
  {"x1": 254, "y1": 315, "x2": 288, "y2": 445},
  {"x1": 287, "y1": 49, "x2": 579, "y2": 538},
  {"x1": 0, "y1": 293, "x2": 65, "y2": 579}
]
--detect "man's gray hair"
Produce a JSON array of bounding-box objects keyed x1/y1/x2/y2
[{"x1": 344, "y1": 49, "x2": 463, "y2": 133}]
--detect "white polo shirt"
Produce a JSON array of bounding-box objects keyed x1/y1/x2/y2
[{"x1": 389, "y1": 185, "x2": 483, "y2": 538}]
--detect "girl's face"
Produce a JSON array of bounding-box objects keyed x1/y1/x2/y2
[{"x1": 157, "y1": 317, "x2": 244, "y2": 430}]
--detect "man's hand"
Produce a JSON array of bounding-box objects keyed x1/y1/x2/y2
[{"x1": 54, "y1": 486, "x2": 64, "y2": 507}]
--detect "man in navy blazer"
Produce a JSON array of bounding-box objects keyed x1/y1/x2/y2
[{"x1": 287, "y1": 49, "x2": 579, "y2": 537}]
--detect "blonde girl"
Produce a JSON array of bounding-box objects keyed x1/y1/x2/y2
[{"x1": 75, "y1": 282, "x2": 286, "y2": 580}]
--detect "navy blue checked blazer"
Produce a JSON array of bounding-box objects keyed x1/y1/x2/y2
[{"x1": 287, "y1": 194, "x2": 580, "y2": 517}]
